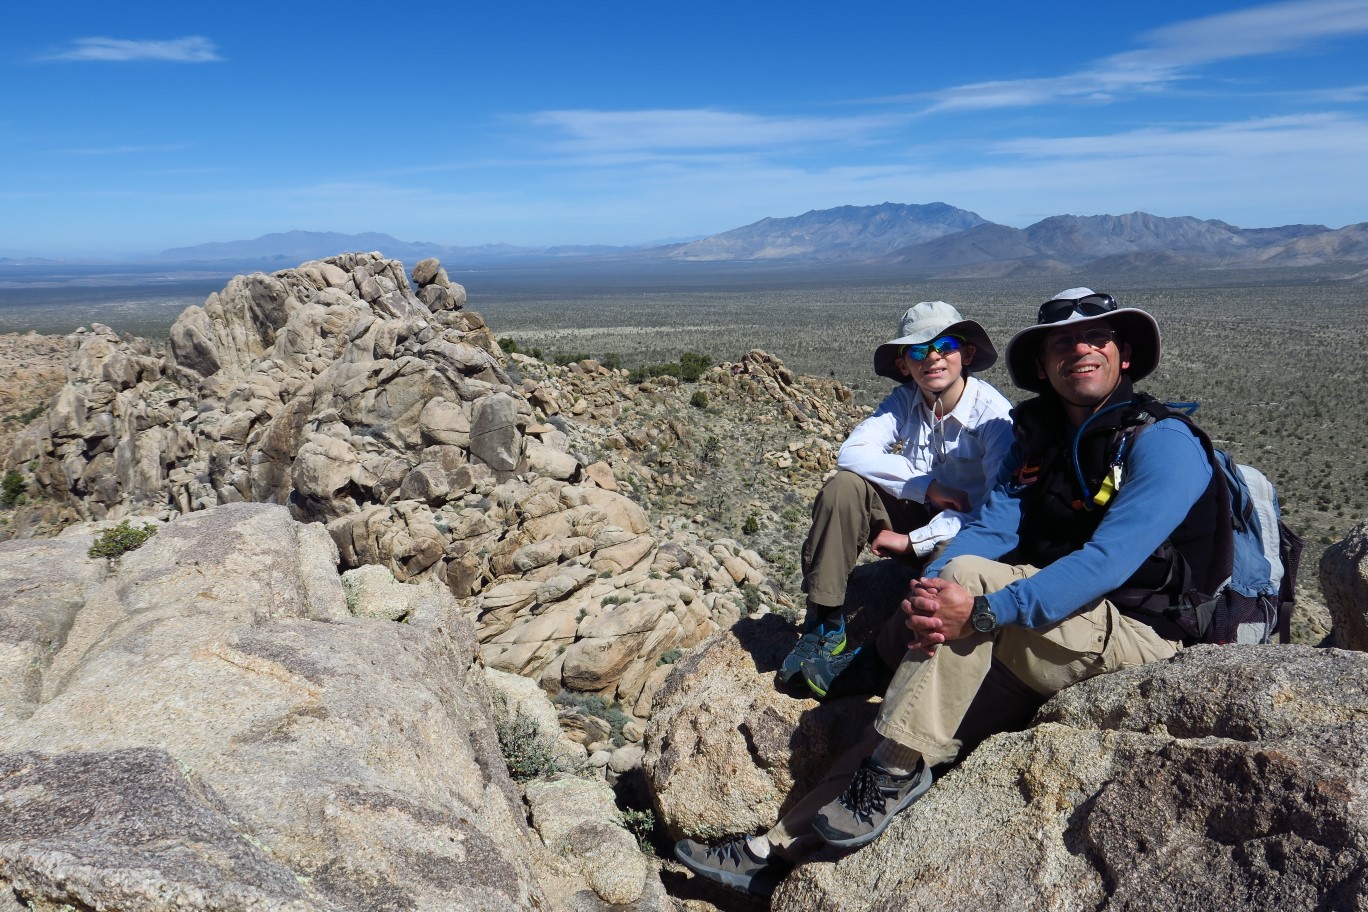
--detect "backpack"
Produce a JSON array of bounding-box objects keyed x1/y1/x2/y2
[{"x1": 1116, "y1": 396, "x2": 1304, "y2": 645}]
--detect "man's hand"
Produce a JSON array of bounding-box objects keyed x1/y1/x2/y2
[
  {"x1": 871, "y1": 529, "x2": 911, "y2": 557},
  {"x1": 926, "y1": 480, "x2": 969, "y2": 513},
  {"x1": 902, "y1": 577, "x2": 976, "y2": 656}
]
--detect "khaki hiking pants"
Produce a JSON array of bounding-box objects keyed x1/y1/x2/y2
[
  {"x1": 801, "y1": 470, "x2": 932, "y2": 611},
  {"x1": 767, "y1": 554, "x2": 1180, "y2": 863}
]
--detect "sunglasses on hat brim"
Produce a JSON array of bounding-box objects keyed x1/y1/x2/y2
[{"x1": 1037, "y1": 292, "x2": 1116, "y2": 325}]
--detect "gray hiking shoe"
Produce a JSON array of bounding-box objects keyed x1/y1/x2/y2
[
  {"x1": 674, "y1": 835, "x2": 787, "y2": 897},
  {"x1": 801, "y1": 644, "x2": 896, "y2": 700},
  {"x1": 812, "y1": 756, "x2": 933, "y2": 848},
  {"x1": 801, "y1": 645, "x2": 861, "y2": 698},
  {"x1": 777, "y1": 615, "x2": 847, "y2": 685}
]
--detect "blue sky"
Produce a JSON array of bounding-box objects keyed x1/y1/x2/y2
[{"x1": 4, "y1": 0, "x2": 1367, "y2": 257}]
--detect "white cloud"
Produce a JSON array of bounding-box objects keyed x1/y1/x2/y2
[
  {"x1": 992, "y1": 112, "x2": 1368, "y2": 159},
  {"x1": 922, "y1": 0, "x2": 1368, "y2": 112},
  {"x1": 527, "y1": 108, "x2": 901, "y2": 157},
  {"x1": 1137, "y1": 0, "x2": 1368, "y2": 64},
  {"x1": 63, "y1": 143, "x2": 189, "y2": 156},
  {"x1": 45, "y1": 37, "x2": 222, "y2": 63}
]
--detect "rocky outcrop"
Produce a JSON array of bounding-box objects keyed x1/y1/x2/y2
[
  {"x1": 0, "y1": 332, "x2": 66, "y2": 471},
  {"x1": 1321, "y1": 519, "x2": 1368, "y2": 650},
  {"x1": 643, "y1": 616, "x2": 877, "y2": 841},
  {"x1": 645, "y1": 643, "x2": 1368, "y2": 911},
  {"x1": 9, "y1": 254, "x2": 775, "y2": 722},
  {"x1": 0, "y1": 502, "x2": 665, "y2": 911},
  {"x1": 799, "y1": 645, "x2": 1368, "y2": 910}
]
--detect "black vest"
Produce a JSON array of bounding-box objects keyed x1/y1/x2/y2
[{"x1": 1010, "y1": 381, "x2": 1225, "y2": 643}]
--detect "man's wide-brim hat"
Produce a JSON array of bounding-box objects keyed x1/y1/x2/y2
[
  {"x1": 1005, "y1": 287, "x2": 1161, "y2": 393},
  {"x1": 873, "y1": 301, "x2": 997, "y2": 382}
]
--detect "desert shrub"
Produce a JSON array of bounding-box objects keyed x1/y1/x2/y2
[
  {"x1": 690, "y1": 390, "x2": 708, "y2": 409},
  {"x1": 1, "y1": 470, "x2": 25, "y2": 508},
  {"x1": 620, "y1": 808, "x2": 657, "y2": 855},
  {"x1": 657, "y1": 648, "x2": 683, "y2": 665},
  {"x1": 700, "y1": 435, "x2": 722, "y2": 464},
  {"x1": 497, "y1": 336, "x2": 521, "y2": 354},
  {"x1": 88, "y1": 520, "x2": 158, "y2": 559},
  {"x1": 491, "y1": 692, "x2": 558, "y2": 782},
  {"x1": 3, "y1": 404, "x2": 46, "y2": 425},
  {"x1": 742, "y1": 513, "x2": 760, "y2": 535},
  {"x1": 679, "y1": 351, "x2": 713, "y2": 381},
  {"x1": 627, "y1": 351, "x2": 715, "y2": 384},
  {"x1": 600, "y1": 352, "x2": 624, "y2": 371},
  {"x1": 552, "y1": 351, "x2": 593, "y2": 366},
  {"x1": 741, "y1": 583, "x2": 763, "y2": 613}
]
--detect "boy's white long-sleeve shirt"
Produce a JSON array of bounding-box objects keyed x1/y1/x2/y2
[{"x1": 836, "y1": 376, "x2": 1016, "y2": 555}]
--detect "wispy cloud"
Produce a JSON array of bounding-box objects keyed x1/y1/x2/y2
[
  {"x1": 63, "y1": 143, "x2": 190, "y2": 156},
  {"x1": 992, "y1": 112, "x2": 1368, "y2": 159},
  {"x1": 1136, "y1": 0, "x2": 1368, "y2": 65},
  {"x1": 920, "y1": 0, "x2": 1368, "y2": 112},
  {"x1": 527, "y1": 108, "x2": 901, "y2": 158},
  {"x1": 44, "y1": 37, "x2": 222, "y2": 63}
]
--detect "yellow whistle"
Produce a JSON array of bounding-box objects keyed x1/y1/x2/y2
[{"x1": 1093, "y1": 465, "x2": 1122, "y2": 506}]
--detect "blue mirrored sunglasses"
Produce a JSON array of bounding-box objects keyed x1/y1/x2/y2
[{"x1": 901, "y1": 335, "x2": 965, "y2": 361}]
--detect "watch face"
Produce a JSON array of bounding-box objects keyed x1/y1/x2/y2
[{"x1": 971, "y1": 598, "x2": 995, "y2": 633}]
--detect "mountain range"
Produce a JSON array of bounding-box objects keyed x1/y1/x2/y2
[
  {"x1": 12, "y1": 204, "x2": 1366, "y2": 276},
  {"x1": 645, "y1": 203, "x2": 1367, "y2": 275}
]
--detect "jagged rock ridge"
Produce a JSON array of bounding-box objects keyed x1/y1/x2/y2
[{"x1": 8, "y1": 253, "x2": 790, "y2": 731}]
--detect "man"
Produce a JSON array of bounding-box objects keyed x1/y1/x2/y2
[
  {"x1": 677, "y1": 288, "x2": 1218, "y2": 896},
  {"x1": 780, "y1": 301, "x2": 1014, "y2": 696}
]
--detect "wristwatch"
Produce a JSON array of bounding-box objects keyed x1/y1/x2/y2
[{"x1": 970, "y1": 596, "x2": 997, "y2": 634}]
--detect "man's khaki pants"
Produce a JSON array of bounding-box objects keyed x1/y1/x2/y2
[{"x1": 767, "y1": 554, "x2": 1180, "y2": 862}]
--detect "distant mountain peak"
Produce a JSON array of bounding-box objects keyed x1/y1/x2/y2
[{"x1": 668, "y1": 202, "x2": 988, "y2": 262}]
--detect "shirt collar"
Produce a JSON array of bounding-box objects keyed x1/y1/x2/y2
[{"x1": 914, "y1": 375, "x2": 980, "y2": 424}]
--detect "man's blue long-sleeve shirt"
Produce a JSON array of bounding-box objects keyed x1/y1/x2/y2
[{"x1": 926, "y1": 417, "x2": 1213, "y2": 629}]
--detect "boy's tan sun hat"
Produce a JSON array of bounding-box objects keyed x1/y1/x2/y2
[{"x1": 873, "y1": 300, "x2": 997, "y2": 381}]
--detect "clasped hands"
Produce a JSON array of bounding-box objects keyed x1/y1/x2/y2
[{"x1": 902, "y1": 577, "x2": 975, "y2": 656}]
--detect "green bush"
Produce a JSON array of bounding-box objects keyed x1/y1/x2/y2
[
  {"x1": 1, "y1": 470, "x2": 25, "y2": 508},
  {"x1": 741, "y1": 583, "x2": 763, "y2": 613},
  {"x1": 619, "y1": 808, "x2": 657, "y2": 855},
  {"x1": 679, "y1": 351, "x2": 713, "y2": 382},
  {"x1": 690, "y1": 390, "x2": 708, "y2": 409},
  {"x1": 657, "y1": 648, "x2": 684, "y2": 665},
  {"x1": 491, "y1": 692, "x2": 558, "y2": 782},
  {"x1": 2, "y1": 404, "x2": 46, "y2": 425},
  {"x1": 88, "y1": 520, "x2": 159, "y2": 559},
  {"x1": 700, "y1": 435, "x2": 722, "y2": 464},
  {"x1": 600, "y1": 352, "x2": 624, "y2": 371},
  {"x1": 626, "y1": 351, "x2": 715, "y2": 384},
  {"x1": 742, "y1": 513, "x2": 760, "y2": 535}
]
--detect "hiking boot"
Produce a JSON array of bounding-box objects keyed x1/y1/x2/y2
[
  {"x1": 801, "y1": 645, "x2": 895, "y2": 700},
  {"x1": 674, "y1": 835, "x2": 788, "y2": 897},
  {"x1": 812, "y1": 756, "x2": 933, "y2": 848},
  {"x1": 777, "y1": 615, "x2": 847, "y2": 685}
]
